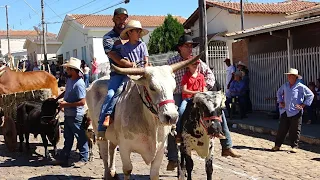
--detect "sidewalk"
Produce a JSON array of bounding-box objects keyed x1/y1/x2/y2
[{"x1": 227, "y1": 111, "x2": 320, "y2": 145}]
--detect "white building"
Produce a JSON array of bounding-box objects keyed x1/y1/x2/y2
[
  {"x1": 184, "y1": 0, "x2": 318, "y2": 63},
  {"x1": 183, "y1": 0, "x2": 318, "y2": 88},
  {"x1": 0, "y1": 30, "x2": 57, "y2": 62},
  {"x1": 56, "y1": 14, "x2": 186, "y2": 68},
  {"x1": 23, "y1": 36, "x2": 62, "y2": 63}
]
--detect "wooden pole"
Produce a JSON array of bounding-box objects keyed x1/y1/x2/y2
[
  {"x1": 240, "y1": 0, "x2": 244, "y2": 30},
  {"x1": 199, "y1": 0, "x2": 208, "y2": 63},
  {"x1": 41, "y1": 0, "x2": 48, "y2": 65}
]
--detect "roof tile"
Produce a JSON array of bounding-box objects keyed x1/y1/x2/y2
[
  {"x1": 207, "y1": 0, "x2": 318, "y2": 14},
  {"x1": 69, "y1": 14, "x2": 186, "y2": 27},
  {"x1": 0, "y1": 30, "x2": 56, "y2": 38}
]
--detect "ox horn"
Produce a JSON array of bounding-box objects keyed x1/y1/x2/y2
[
  {"x1": 0, "y1": 70, "x2": 5, "y2": 77},
  {"x1": 170, "y1": 52, "x2": 204, "y2": 72},
  {"x1": 111, "y1": 64, "x2": 145, "y2": 75}
]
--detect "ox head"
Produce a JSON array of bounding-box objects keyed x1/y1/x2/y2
[
  {"x1": 40, "y1": 98, "x2": 59, "y2": 125},
  {"x1": 40, "y1": 98, "x2": 60, "y2": 144},
  {"x1": 193, "y1": 91, "x2": 225, "y2": 139},
  {"x1": 112, "y1": 53, "x2": 203, "y2": 125}
]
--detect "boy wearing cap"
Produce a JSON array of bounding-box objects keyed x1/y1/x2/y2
[
  {"x1": 272, "y1": 68, "x2": 314, "y2": 153},
  {"x1": 99, "y1": 8, "x2": 135, "y2": 140}
]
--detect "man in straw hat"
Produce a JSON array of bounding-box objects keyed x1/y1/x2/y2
[
  {"x1": 272, "y1": 68, "x2": 314, "y2": 153},
  {"x1": 98, "y1": 7, "x2": 136, "y2": 140},
  {"x1": 54, "y1": 57, "x2": 89, "y2": 167},
  {"x1": 166, "y1": 34, "x2": 240, "y2": 171}
]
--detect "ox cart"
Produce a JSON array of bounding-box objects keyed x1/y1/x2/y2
[{"x1": 0, "y1": 89, "x2": 52, "y2": 151}]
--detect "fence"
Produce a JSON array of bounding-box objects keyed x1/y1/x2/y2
[{"x1": 249, "y1": 46, "x2": 320, "y2": 111}]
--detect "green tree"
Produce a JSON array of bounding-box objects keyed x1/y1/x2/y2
[{"x1": 148, "y1": 14, "x2": 184, "y2": 55}]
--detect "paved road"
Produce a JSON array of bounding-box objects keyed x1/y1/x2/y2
[{"x1": 0, "y1": 128, "x2": 319, "y2": 180}]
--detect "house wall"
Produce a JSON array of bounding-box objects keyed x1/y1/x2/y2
[
  {"x1": 1, "y1": 38, "x2": 27, "y2": 55},
  {"x1": 56, "y1": 24, "x2": 90, "y2": 64},
  {"x1": 189, "y1": 6, "x2": 287, "y2": 60}
]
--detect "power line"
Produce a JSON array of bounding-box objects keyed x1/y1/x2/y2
[
  {"x1": 46, "y1": 0, "x2": 127, "y2": 24},
  {"x1": 46, "y1": 0, "x2": 97, "y2": 20},
  {"x1": 44, "y1": 0, "x2": 87, "y2": 36},
  {"x1": 22, "y1": 0, "x2": 40, "y2": 17}
]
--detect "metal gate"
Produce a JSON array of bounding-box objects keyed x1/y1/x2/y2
[{"x1": 249, "y1": 46, "x2": 320, "y2": 111}]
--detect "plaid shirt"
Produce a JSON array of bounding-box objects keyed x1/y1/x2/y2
[{"x1": 167, "y1": 54, "x2": 216, "y2": 94}]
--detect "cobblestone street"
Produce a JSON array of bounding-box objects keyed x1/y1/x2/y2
[{"x1": 0, "y1": 128, "x2": 320, "y2": 180}]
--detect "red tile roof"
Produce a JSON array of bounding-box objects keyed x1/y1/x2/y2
[
  {"x1": 206, "y1": 0, "x2": 318, "y2": 14},
  {"x1": 69, "y1": 14, "x2": 186, "y2": 27},
  {"x1": 184, "y1": 0, "x2": 319, "y2": 28},
  {"x1": 0, "y1": 30, "x2": 56, "y2": 38}
]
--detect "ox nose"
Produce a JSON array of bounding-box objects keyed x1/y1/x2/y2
[{"x1": 165, "y1": 114, "x2": 178, "y2": 124}]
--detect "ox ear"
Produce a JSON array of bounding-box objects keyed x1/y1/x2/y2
[
  {"x1": 0, "y1": 70, "x2": 6, "y2": 77},
  {"x1": 131, "y1": 76, "x2": 147, "y2": 86}
]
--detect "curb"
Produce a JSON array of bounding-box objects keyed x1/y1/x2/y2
[{"x1": 229, "y1": 122, "x2": 320, "y2": 145}]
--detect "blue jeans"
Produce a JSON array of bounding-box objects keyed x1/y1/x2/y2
[
  {"x1": 84, "y1": 74, "x2": 89, "y2": 88},
  {"x1": 60, "y1": 116, "x2": 89, "y2": 162},
  {"x1": 98, "y1": 73, "x2": 128, "y2": 131},
  {"x1": 167, "y1": 94, "x2": 233, "y2": 161},
  {"x1": 92, "y1": 73, "x2": 98, "y2": 81},
  {"x1": 176, "y1": 98, "x2": 191, "y2": 134}
]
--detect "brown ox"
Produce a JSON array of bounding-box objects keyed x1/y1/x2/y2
[
  {"x1": 0, "y1": 66, "x2": 58, "y2": 96},
  {"x1": 0, "y1": 66, "x2": 58, "y2": 151}
]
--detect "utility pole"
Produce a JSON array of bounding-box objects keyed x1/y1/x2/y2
[
  {"x1": 199, "y1": 0, "x2": 208, "y2": 63},
  {"x1": 41, "y1": 0, "x2": 48, "y2": 66},
  {"x1": 0, "y1": 5, "x2": 12, "y2": 67},
  {"x1": 240, "y1": 0, "x2": 244, "y2": 30}
]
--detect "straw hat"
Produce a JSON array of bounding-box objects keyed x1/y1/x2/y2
[
  {"x1": 284, "y1": 68, "x2": 302, "y2": 78},
  {"x1": 120, "y1": 20, "x2": 149, "y2": 40},
  {"x1": 62, "y1": 57, "x2": 83, "y2": 74}
]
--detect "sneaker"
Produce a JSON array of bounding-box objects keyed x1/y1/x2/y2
[
  {"x1": 166, "y1": 160, "x2": 178, "y2": 171},
  {"x1": 290, "y1": 147, "x2": 298, "y2": 153},
  {"x1": 271, "y1": 146, "x2": 280, "y2": 151}
]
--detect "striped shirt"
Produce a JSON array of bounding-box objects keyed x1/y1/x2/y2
[{"x1": 167, "y1": 54, "x2": 216, "y2": 94}]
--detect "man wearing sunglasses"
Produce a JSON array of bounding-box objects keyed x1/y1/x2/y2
[{"x1": 166, "y1": 34, "x2": 241, "y2": 171}]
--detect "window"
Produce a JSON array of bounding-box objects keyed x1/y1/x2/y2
[
  {"x1": 66, "y1": 51, "x2": 70, "y2": 60},
  {"x1": 73, "y1": 49, "x2": 77, "y2": 58},
  {"x1": 81, "y1": 46, "x2": 87, "y2": 61}
]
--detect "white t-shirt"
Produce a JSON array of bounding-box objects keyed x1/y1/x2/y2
[
  {"x1": 83, "y1": 67, "x2": 90, "y2": 74},
  {"x1": 226, "y1": 65, "x2": 235, "y2": 87}
]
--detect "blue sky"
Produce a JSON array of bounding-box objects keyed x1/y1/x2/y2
[{"x1": 0, "y1": 0, "x2": 319, "y2": 35}]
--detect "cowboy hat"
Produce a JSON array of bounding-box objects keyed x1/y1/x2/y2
[
  {"x1": 284, "y1": 68, "x2": 302, "y2": 78},
  {"x1": 175, "y1": 34, "x2": 199, "y2": 51},
  {"x1": 62, "y1": 57, "x2": 83, "y2": 74},
  {"x1": 237, "y1": 61, "x2": 246, "y2": 67},
  {"x1": 120, "y1": 20, "x2": 149, "y2": 40}
]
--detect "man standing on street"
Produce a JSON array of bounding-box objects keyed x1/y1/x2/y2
[
  {"x1": 272, "y1": 68, "x2": 314, "y2": 153},
  {"x1": 54, "y1": 57, "x2": 89, "y2": 167},
  {"x1": 224, "y1": 58, "x2": 235, "y2": 99},
  {"x1": 166, "y1": 34, "x2": 241, "y2": 171}
]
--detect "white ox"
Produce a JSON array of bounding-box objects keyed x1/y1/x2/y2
[{"x1": 86, "y1": 54, "x2": 201, "y2": 180}]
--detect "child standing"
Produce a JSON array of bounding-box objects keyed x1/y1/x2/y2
[
  {"x1": 98, "y1": 20, "x2": 149, "y2": 139},
  {"x1": 176, "y1": 60, "x2": 206, "y2": 141}
]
